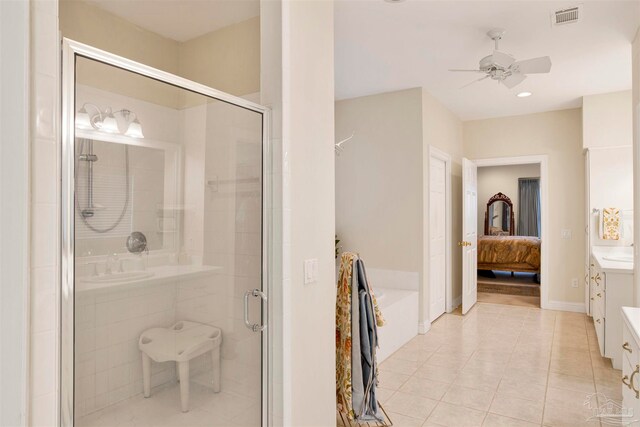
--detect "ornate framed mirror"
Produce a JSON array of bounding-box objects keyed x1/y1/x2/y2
[{"x1": 484, "y1": 192, "x2": 515, "y2": 236}]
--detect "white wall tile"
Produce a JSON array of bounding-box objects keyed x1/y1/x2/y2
[
  {"x1": 31, "y1": 330, "x2": 56, "y2": 397},
  {"x1": 31, "y1": 203, "x2": 57, "y2": 267},
  {"x1": 30, "y1": 392, "x2": 56, "y2": 427}
]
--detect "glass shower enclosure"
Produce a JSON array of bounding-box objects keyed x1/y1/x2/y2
[{"x1": 61, "y1": 39, "x2": 269, "y2": 426}]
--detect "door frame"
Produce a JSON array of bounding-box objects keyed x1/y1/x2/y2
[
  {"x1": 60, "y1": 39, "x2": 272, "y2": 426},
  {"x1": 422, "y1": 146, "x2": 452, "y2": 332},
  {"x1": 473, "y1": 155, "x2": 549, "y2": 309}
]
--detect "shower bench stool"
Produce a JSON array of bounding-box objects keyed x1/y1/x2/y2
[{"x1": 138, "y1": 321, "x2": 222, "y2": 412}]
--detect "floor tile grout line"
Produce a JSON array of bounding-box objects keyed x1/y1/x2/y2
[{"x1": 539, "y1": 309, "x2": 557, "y2": 427}]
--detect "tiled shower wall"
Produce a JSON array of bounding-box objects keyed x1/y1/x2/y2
[
  {"x1": 74, "y1": 282, "x2": 176, "y2": 417},
  {"x1": 30, "y1": 0, "x2": 60, "y2": 425},
  {"x1": 175, "y1": 97, "x2": 263, "y2": 403}
]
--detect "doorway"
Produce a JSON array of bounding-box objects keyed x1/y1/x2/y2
[
  {"x1": 426, "y1": 146, "x2": 452, "y2": 325},
  {"x1": 61, "y1": 40, "x2": 270, "y2": 426},
  {"x1": 461, "y1": 155, "x2": 549, "y2": 311}
]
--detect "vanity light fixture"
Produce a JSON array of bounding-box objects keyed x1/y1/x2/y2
[
  {"x1": 75, "y1": 103, "x2": 144, "y2": 138},
  {"x1": 100, "y1": 111, "x2": 120, "y2": 133},
  {"x1": 75, "y1": 107, "x2": 93, "y2": 129},
  {"x1": 517, "y1": 91, "x2": 532, "y2": 98}
]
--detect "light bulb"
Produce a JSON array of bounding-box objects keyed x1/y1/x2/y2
[
  {"x1": 75, "y1": 107, "x2": 93, "y2": 129},
  {"x1": 100, "y1": 113, "x2": 119, "y2": 133},
  {"x1": 124, "y1": 119, "x2": 144, "y2": 138}
]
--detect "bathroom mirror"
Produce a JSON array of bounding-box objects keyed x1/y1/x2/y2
[
  {"x1": 484, "y1": 192, "x2": 515, "y2": 236},
  {"x1": 74, "y1": 132, "x2": 181, "y2": 257}
]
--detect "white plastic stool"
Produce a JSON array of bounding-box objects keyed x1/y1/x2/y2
[{"x1": 138, "y1": 321, "x2": 222, "y2": 412}]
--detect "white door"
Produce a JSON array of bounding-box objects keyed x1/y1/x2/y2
[
  {"x1": 462, "y1": 158, "x2": 478, "y2": 314},
  {"x1": 430, "y1": 156, "x2": 447, "y2": 321}
]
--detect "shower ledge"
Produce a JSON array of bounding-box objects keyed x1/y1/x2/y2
[{"x1": 77, "y1": 264, "x2": 221, "y2": 293}]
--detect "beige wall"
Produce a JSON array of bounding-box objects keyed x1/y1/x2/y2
[
  {"x1": 60, "y1": 0, "x2": 181, "y2": 107},
  {"x1": 477, "y1": 164, "x2": 540, "y2": 235},
  {"x1": 335, "y1": 88, "x2": 423, "y2": 273},
  {"x1": 421, "y1": 90, "x2": 464, "y2": 305},
  {"x1": 583, "y1": 90, "x2": 632, "y2": 148},
  {"x1": 335, "y1": 87, "x2": 463, "y2": 328},
  {"x1": 59, "y1": 0, "x2": 259, "y2": 107},
  {"x1": 179, "y1": 17, "x2": 260, "y2": 99},
  {"x1": 464, "y1": 109, "x2": 584, "y2": 304}
]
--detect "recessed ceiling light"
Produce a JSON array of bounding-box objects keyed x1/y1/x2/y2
[
  {"x1": 384, "y1": 0, "x2": 406, "y2": 3},
  {"x1": 517, "y1": 91, "x2": 532, "y2": 98}
]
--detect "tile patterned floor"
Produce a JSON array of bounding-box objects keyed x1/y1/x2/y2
[{"x1": 373, "y1": 302, "x2": 622, "y2": 427}]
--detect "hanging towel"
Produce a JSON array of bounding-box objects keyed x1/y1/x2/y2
[
  {"x1": 350, "y1": 260, "x2": 365, "y2": 419},
  {"x1": 336, "y1": 252, "x2": 357, "y2": 419},
  {"x1": 356, "y1": 258, "x2": 383, "y2": 421},
  {"x1": 336, "y1": 252, "x2": 386, "y2": 421},
  {"x1": 601, "y1": 208, "x2": 621, "y2": 240}
]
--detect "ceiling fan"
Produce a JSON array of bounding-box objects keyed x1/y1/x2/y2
[{"x1": 450, "y1": 28, "x2": 552, "y2": 89}]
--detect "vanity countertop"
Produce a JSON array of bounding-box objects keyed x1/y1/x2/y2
[
  {"x1": 77, "y1": 264, "x2": 221, "y2": 292},
  {"x1": 622, "y1": 306, "x2": 640, "y2": 347},
  {"x1": 591, "y1": 246, "x2": 634, "y2": 274}
]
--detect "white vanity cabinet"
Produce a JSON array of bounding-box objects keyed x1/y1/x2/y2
[
  {"x1": 621, "y1": 307, "x2": 640, "y2": 419},
  {"x1": 591, "y1": 247, "x2": 634, "y2": 370}
]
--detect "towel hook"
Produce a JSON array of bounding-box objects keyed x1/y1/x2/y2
[{"x1": 335, "y1": 131, "x2": 355, "y2": 155}]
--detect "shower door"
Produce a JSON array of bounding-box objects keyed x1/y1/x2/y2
[{"x1": 61, "y1": 39, "x2": 269, "y2": 427}]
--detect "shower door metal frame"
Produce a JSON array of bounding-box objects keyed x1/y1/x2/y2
[{"x1": 60, "y1": 38, "x2": 271, "y2": 427}]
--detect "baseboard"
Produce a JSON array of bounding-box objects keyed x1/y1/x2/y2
[
  {"x1": 545, "y1": 300, "x2": 586, "y2": 313},
  {"x1": 418, "y1": 322, "x2": 431, "y2": 335}
]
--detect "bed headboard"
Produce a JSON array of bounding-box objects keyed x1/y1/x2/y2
[{"x1": 484, "y1": 192, "x2": 515, "y2": 236}]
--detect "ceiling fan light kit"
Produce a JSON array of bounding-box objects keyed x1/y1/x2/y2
[{"x1": 450, "y1": 28, "x2": 552, "y2": 90}]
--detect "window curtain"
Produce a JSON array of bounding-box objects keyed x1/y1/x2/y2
[{"x1": 518, "y1": 178, "x2": 541, "y2": 237}]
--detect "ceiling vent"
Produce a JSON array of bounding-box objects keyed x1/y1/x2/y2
[{"x1": 552, "y1": 5, "x2": 582, "y2": 26}]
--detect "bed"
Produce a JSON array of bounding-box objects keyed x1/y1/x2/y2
[{"x1": 477, "y1": 235, "x2": 541, "y2": 273}]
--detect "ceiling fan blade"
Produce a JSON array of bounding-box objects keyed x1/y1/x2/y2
[
  {"x1": 501, "y1": 73, "x2": 527, "y2": 89},
  {"x1": 492, "y1": 50, "x2": 515, "y2": 68},
  {"x1": 512, "y1": 56, "x2": 552, "y2": 74},
  {"x1": 449, "y1": 69, "x2": 484, "y2": 73},
  {"x1": 460, "y1": 75, "x2": 490, "y2": 89}
]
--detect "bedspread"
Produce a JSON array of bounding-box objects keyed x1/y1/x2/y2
[{"x1": 478, "y1": 236, "x2": 541, "y2": 271}]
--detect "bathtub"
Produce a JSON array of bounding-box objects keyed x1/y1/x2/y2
[{"x1": 368, "y1": 268, "x2": 419, "y2": 363}]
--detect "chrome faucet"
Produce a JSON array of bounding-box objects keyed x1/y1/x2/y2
[{"x1": 105, "y1": 253, "x2": 121, "y2": 275}]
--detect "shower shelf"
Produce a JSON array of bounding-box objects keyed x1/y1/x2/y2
[{"x1": 76, "y1": 264, "x2": 221, "y2": 293}]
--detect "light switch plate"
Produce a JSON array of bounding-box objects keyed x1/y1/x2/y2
[
  {"x1": 561, "y1": 229, "x2": 572, "y2": 239},
  {"x1": 304, "y1": 259, "x2": 318, "y2": 285}
]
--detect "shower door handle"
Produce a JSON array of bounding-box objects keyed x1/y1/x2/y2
[{"x1": 244, "y1": 289, "x2": 268, "y2": 333}]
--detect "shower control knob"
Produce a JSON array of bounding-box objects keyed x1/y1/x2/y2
[{"x1": 127, "y1": 231, "x2": 148, "y2": 254}]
